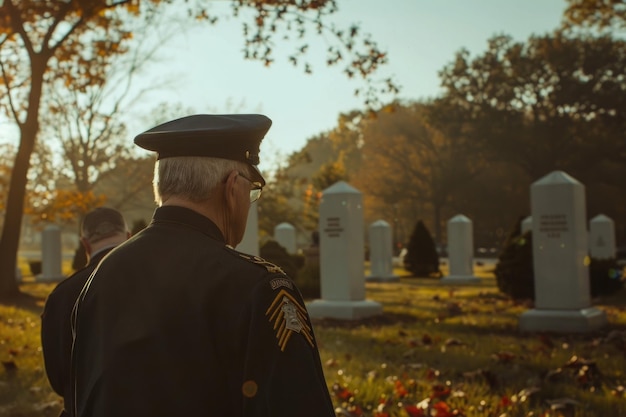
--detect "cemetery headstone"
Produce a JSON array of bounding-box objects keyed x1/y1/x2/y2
[
  {"x1": 441, "y1": 214, "x2": 479, "y2": 284},
  {"x1": 274, "y1": 222, "x2": 297, "y2": 254},
  {"x1": 306, "y1": 181, "x2": 382, "y2": 320},
  {"x1": 39, "y1": 224, "x2": 65, "y2": 282},
  {"x1": 366, "y1": 220, "x2": 399, "y2": 282},
  {"x1": 238, "y1": 201, "x2": 259, "y2": 256},
  {"x1": 589, "y1": 214, "x2": 616, "y2": 260},
  {"x1": 519, "y1": 171, "x2": 606, "y2": 332}
]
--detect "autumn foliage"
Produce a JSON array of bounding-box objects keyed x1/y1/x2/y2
[{"x1": 24, "y1": 190, "x2": 106, "y2": 226}]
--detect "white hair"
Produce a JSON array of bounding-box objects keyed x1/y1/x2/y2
[{"x1": 153, "y1": 157, "x2": 249, "y2": 205}]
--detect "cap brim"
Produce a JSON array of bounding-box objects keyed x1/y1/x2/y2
[{"x1": 250, "y1": 165, "x2": 266, "y2": 187}]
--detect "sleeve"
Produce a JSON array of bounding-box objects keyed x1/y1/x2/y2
[
  {"x1": 40, "y1": 290, "x2": 66, "y2": 397},
  {"x1": 240, "y1": 274, "x2": 336, "y2": 417}
]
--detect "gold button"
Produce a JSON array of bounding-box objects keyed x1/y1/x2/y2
[{"x1": 242, "y1": 380, "x2": 258, "y2": 398}]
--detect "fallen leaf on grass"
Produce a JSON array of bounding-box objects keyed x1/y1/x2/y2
[
  {"x1": 499, "y1": 395, "x2": 513, "y2": 407},
  {"x1": 544, "y1": 367, "x2": 565, "y2": 382},
  {"x1": 405, "y1": 399, "x2": 464, "y2": 417},
  {"x1": 407, "y1": 338, "x2": 421, "y2": 347},
  {"x1": 424, "y1": 368, "x2": 440, "y2": 380},
  {"x1": 404, "y1": 404, "x2": 425, "y2": 417},
  {"x1": 611, "y1": 385, "x2": 624, "y2": 397},
  {"x1": 325, "y1": 358, "x2": 339, "y2": 367},
  {"x1": 395, "y1": 380, "x2": 408, "y2": 398},
  {"x1": 563, "y1": 355, "x2": 595, "y2": 369},
  {"x1": 332, "y1": 383, "x2": 354, "y2": 401},
  {"x1": 546, "y1": 397, "x2": 581, "y2": 414},
  {"x1": 430, "y1": 384, "x2": 451, "y2": 400},
  {"x1": 562, "y1": 355, "x2": 603, "y2": 387},
  {"x1": 444, "y1": 338, "x2": 465, "y2": 347},
  {"x1": 491, "y1": 351, "x2": 516, "y2": 363},
  {"x1": 514, "y1": 386, "x2": 541, "y2": 403},
  {"x1": 1, "y1": 360, "x2": 17, "y2": 372}
]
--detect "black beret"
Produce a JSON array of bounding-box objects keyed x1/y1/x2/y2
[{"x1": 134, "y1": 114, "x2": 271, "y2": 185}]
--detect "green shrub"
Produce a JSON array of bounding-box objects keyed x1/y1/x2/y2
[
  {"x1": 28, "y1": 260, "x2": 42, "y2": 276},
  {"x1": 494, "y1": 223, "x2": 535, "y2": 301},
  {"x1": 259, "y1": 239, "x2": 299, "y2": 279},
  {"x1": 294, "y1": 263, "x2": 321, "y2": 299},
  {"x1": 589, "y1": 258, "x2": 625, "y2": 297},
  {"x1": 403, "y1": 220, "x2": 440, "y2": 277}
]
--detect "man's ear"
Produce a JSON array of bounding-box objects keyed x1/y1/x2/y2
[
  {"x1": 223, "y1": 170, "x2": 239, "y2": 209},
  {"x1": 80, "y1": 237, "x2": 92, "y2": 255}
]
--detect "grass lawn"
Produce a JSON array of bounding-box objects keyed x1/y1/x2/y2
[{"x1": 1, "y1": 262, "x2": 625, "y2": 417}]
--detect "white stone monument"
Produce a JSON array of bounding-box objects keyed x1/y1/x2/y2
[
  {"x1": 366, "y1": 220, "x2": 399, "y2": 282},
  {"x1": 238, "y1": 201, "x2": 259, "y2": 256},
  {"x1": 307, "y1": 181, "x2": 382, "y2": 320},
  {"x1": 519, "y1": 171, "x2": 606, "y2": 333},
  {"x1": 39, "y1": 225, "x2": 65, "y2": 282},
  {"x1": 521, "y1": 216, "x2": 533, "y2": 235},
  {"x1": 589, "y1": 214, "x2": 616, "y2": 260},
  {"x1": 441, "y1": 214, "x2": 479, "y2": 284},
  {"x1": 274, "y1": 222, "x2": 297, "y2": 254}
]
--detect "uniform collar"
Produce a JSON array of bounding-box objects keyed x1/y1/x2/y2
[
  {"x1": 86, "y1": 246, "x2": 116, "y2": 267},
  {"x1": 151, "y1": 206, "x2": 226, "y2": 243}
]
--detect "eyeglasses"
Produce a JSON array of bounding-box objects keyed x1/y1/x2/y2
[{"x1": 238, "y1": 172, "x2": 263, "y2": 203}]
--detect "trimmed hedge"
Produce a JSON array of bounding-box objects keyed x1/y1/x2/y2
[{"x1": 403, "y1": 220, "x2": 440, "y2": 277}]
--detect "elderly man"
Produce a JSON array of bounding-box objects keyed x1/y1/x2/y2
[
  {"x1": 70, "y1": 114, "x2": 335, "y2": 417},
  {"x1": 41, "y1": 207, "x2": 129, "y2": 417}
]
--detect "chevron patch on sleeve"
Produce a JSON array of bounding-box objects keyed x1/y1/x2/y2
[{"x1": 265, "y1": 289, "x2": 314, "y2": 352}]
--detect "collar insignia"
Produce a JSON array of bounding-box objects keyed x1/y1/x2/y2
[{"x1": 265, "y1": 289, "x2": 314, "y2": 351}]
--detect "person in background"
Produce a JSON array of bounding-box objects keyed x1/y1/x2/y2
[
  {"x1": 70, "y1": 114, "x2": 335, "y2": 417},
  {"x1": 41, "y1": 207, "x2": 129, "y2": 417}
]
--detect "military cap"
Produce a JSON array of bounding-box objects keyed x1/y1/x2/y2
[{"x1": 134, "y1": 114, "x2": 271, "y2": 185}]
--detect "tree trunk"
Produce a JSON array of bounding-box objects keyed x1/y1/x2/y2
[
  {"x1": 0, "y1": 130, "x2": 36, "y2": 298},
  {"x1": 0, "y1": 57, "x2": 45, "y2": 299}
]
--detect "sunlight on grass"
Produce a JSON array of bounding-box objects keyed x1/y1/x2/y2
[
  {"x1": 314, "y1": 276, "x2": 626, "y2": 417},
  {"x1": 0, "y1": 290, "x2": 62, "y2": 417},
  {"x1": 2, "y1": 269, "x2": 625, "y2": 416}
]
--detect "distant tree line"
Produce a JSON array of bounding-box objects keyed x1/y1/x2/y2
[{"x1": 263, "y1": 7, "x2": 626, "y2": 249}]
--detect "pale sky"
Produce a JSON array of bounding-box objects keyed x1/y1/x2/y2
[
  {"x1": 1, "y1": 0, "x2": 568, "y2": 173},
  {"x1": 127, "y1": 0, "x2": 568, "y2": 172}
]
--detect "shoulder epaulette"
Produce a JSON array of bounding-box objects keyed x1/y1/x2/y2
[{"x1": 225, "y1": 245, "x2": 286, "y2": 275}]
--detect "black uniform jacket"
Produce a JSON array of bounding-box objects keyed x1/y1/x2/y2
[
  {"x1": 41, "y1": 248, "x2": 115, "y2": 417},
  {"x1": 70, "y1": 206, "x2": 335, "y2": 417}
]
